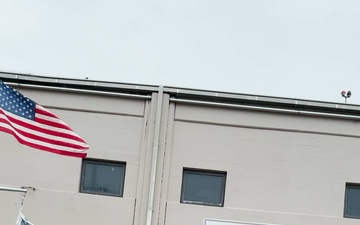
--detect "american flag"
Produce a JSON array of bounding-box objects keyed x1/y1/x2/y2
[
  {"x1": 0, "y1": 80, "x2": 89, "y2": 158},
  {"x1": 16, "y1": 211, "x2": 34, "y2": 225}
]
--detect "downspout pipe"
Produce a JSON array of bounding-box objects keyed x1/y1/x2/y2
[{"x1": 145, "y1": 85, "x2": 164, "y2": 225}]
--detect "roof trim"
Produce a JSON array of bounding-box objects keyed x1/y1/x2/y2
[{"x1": 1, "y1": 70, "x2": 360, "y2": 116}]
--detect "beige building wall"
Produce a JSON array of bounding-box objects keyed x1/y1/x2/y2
[
  {"x1": 162, "y1": 104, "x2": 360, "y2": 225},
  {"x1": 0, "y1": 86, "x2": 155, "y2": 225},
  {"x1": 1, "y1": 75, "x2": 360, "y2": 225}
]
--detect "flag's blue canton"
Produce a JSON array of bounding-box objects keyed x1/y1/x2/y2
[{"x1": 0, "y1": 81, "x2": 36, "y2": 120}]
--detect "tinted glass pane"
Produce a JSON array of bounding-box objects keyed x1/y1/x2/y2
[
  {"x1": 183, "y1": 171, "x2": 225, "y2": 205},
  {"x1": 82, "y1": 162, "x2": 124, "y2": 196},
  {"x1": 345, "y1": 186, "x2": 360, "y2": 218}
]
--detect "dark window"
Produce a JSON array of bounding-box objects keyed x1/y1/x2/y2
[
  {"x1": 181, "y1": 168, "x2": 226, "y2": 207},
  {"x1": 80, "y1": 159, "x2": 126, "y2": 197},
  {"x1": 344, "y1": 183, "x2": 360, "y2": 219}
]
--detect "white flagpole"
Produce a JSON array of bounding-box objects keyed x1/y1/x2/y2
[{"x1": 0, "y1": 186, "x2": 27, "y2": 193}]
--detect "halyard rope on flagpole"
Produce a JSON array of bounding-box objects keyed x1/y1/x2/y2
[
  {"x1": 0, "y1": 185, "x2": 36, "y2": 224},
  {"x1": 0, "y1": 185, "x2": 28, "y2": 223},
  {"x1": 0, "y1": 186, "x2": 35, "y2": 212},
  {"x1": 19, "y1": 187, "x2": 27, "y2": 212}
]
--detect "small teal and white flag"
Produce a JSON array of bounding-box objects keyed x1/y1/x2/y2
[{"x1": 16, "y1": 211, "x2": 34, "y2": 225}]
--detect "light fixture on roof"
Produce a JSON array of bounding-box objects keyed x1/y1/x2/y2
[{"x1": 341, "y1": 90, "x2": 351, "y2": 103}]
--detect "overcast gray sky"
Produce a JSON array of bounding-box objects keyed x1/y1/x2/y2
[{"x1": 1, "y1": 0, "x2": 359, "y2": 104}]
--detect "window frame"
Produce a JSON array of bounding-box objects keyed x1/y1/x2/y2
[
  {"x1": 79, "y1": 158, "x2": 126, "y2": 197},
  {"x1": 344, "y1": 182, "x2": 360, "y2": 219},
  {"x1": 180, "y1": 168, "x2": 227, "y2": 207}
]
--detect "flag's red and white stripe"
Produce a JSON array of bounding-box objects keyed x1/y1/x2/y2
[{"x1": 0, "y1": 105, "x2": 88, "y2": 158}]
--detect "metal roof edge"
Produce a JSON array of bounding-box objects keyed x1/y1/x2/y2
[
  {"x1": 0, "y1": 71, "x2": 159, "y2": 95},
  {"x1": 164, "y1": 86, "x2": 360, "y2": 116},
  {"x1": 1, "y1": 70, "x2": 360, "y2": 116}
]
